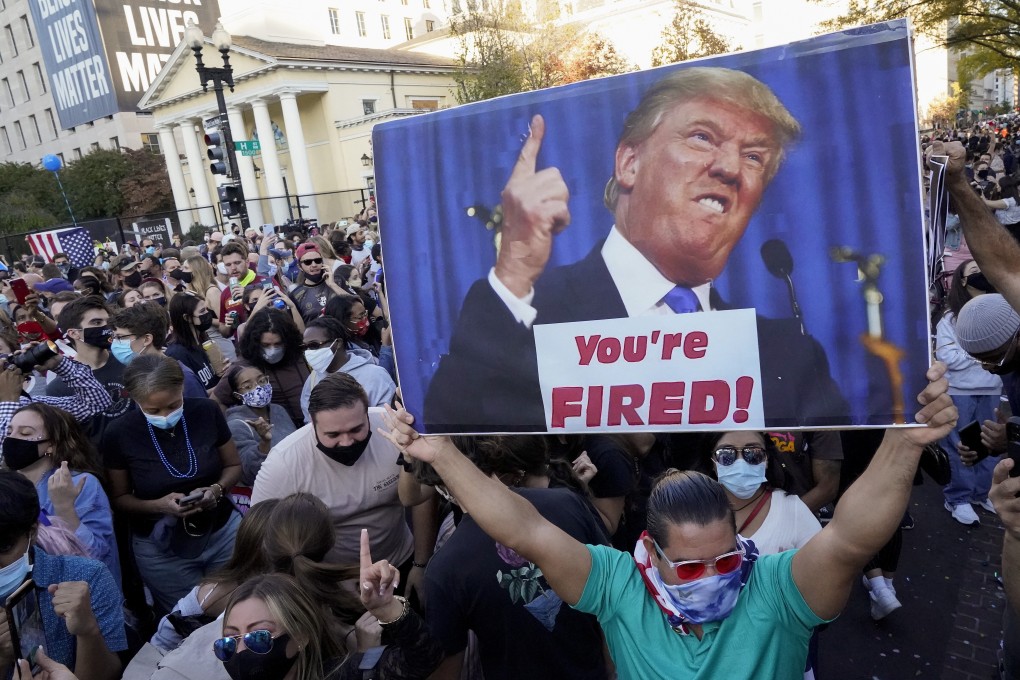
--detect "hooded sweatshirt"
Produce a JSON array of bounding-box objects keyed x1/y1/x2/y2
[
  {"x1": 300, "y1": 346, "x2": 396, "y2": 421},
  {"x1": 936, "y1": 312, "x2": 1004, "y2": 395}
]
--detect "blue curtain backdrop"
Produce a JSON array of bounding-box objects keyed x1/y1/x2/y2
[{"x1": 375, "y1": 20, "x2": 929, "y2": 429}]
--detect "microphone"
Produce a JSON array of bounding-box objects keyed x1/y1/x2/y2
[{"x1": 760, "y1": 239, "x2": 806, "y2": 335}]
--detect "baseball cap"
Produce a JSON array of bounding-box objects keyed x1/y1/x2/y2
[
  {"x1": 345, "y1": 224, "x2": 362, "y2": 237},
  {"x1": 210, "y1": 231, "x2": 224, "y2": 242},
  {"x1": 295, "y1": 244, "x2": 320, "y2": 261},
  {"x1": 34, "y1": 278, "x2": 74, "y2": 294}
]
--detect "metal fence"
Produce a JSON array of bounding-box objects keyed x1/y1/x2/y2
[{"x1": 2, "y1": 187, "x2": 375, "y2": 262}]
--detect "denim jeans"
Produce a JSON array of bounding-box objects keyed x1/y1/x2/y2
[
  {"x1": 941, "y1": 393, "x2": 1000, "y2": 506},
  {"x1": 132, "y1": 510, "x2": 241, "y2": 617}
]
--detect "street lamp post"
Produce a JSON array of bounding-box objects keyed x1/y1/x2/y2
[{"x1": 183, "y1": 20, "x2": 250, "y2": 233}]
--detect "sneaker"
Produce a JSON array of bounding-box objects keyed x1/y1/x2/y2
[
  {"x1": 945, "y1": 501, "x2": 980, "y2": 526},
  {"x1": 977, "y1": 498, "x2": 998, "y2": 515},
  {"x1": 869, "y1": 586, "x2": 902, "y2": 620}
]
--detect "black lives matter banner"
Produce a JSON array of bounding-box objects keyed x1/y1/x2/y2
[
  {"x1": 93, "y1": 0, "x2": 221, "y2": 112},
  {"x1": 28, "y1": 0, "x2": 119, "y2": 129}
]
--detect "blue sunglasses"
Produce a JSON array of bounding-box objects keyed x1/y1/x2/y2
[{"x1": 213, "y1": 629, "x2": 276, "y2": 661}]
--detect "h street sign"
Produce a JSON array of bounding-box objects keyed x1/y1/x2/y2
[{"x1": 235, "y1": 140, "x2": 261, "y2": 156}]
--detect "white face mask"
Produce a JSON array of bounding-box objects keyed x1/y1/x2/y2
[
  {"x1": 304, "y1": 343, "x2": 336, "y2": 374},
  {"x1": 217, "y1": 262, "x2": 228, "y2": 276}
]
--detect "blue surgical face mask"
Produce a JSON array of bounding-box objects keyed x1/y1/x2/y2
[
  {"x1": 0, "y1": 547, "x2": 31, "y2": 600},
  {"x1": 145, "y1": 246, "x2": 156, "y2": 255},
  {"x1": 267, "y1": 264, "x2": 278, "y2": 278},
  {"x1": 145, "y1": 405, "x2": 184, "y2": 430},
  {"x1": 715, "y1": 458, "x2": 767, "y2": 499},
  {"x1": 647, "y1": 563, "x2": 744, "y2": 624},
  {"x1": 110, "y1": 338, "x2": 136, "y2": 365}
]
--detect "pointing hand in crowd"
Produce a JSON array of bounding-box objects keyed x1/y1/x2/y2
[{"x1": 359, "y1": 528, "x2": 401, "y2": 621}]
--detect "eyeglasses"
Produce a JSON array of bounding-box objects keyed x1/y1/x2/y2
[
  {"x1": 302, "y1": 339, "x2": 336, "y2": 351},
  {"x1": 212, "y1": 629, "x2": 277, "y2": 662},
  {"x1": 239, "y1": 376, "x2": 270, "y2": 392},
  {"x1": 652, "y1": 540, "x2": 744, "y2": 581},
  {"x1": 350, "y1": 310, "x2": 369, "y2": 322},
  {"x1": 301, "y1": 258, "x2": 323, "y2": 266},
  {"x1": 978, "y1": 330, "x2": 1020, "y2": 373},
  {"x1": 712, "y1": 445, "x2": 767, "y2": 466},
  {"x1": 111, "y1": 333, "x2": 136, "y2": 342}
]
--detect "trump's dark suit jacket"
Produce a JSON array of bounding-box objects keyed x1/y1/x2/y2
[{"x1": 424, "y1": 244, "x2": 849, "y2": 433}]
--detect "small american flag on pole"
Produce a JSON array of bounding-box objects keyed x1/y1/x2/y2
[{"x1": 26, "y1": 227, "x2": 95, "y2": 268}]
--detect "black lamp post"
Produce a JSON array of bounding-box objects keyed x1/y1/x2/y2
[{"x1": 184, "y1": 20, "x2": 250, "y2": 232}]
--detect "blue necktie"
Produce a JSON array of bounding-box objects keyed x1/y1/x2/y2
[{"x1": 662, "y1": 285, "x2": 699, "y2": 314}]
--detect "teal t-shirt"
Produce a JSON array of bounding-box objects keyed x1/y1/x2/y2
[{"x1": 573, "y1": 545, "x2": 826, "y2": 680}]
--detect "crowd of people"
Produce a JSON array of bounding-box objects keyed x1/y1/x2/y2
[{"x1": 5, "y1": 106, "x2": 1020, "y2": 680}]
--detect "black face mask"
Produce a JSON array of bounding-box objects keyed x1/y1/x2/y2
[
  {"x1": 81, "y1": 326, "x2": 113, "y2": 349},
  {"x1": 222, "y1": 633, "x2": 297, "y2": 680},
  {"x1": 1, "y1": 437, "x2": 43, "y2": 471},
  {"x1": 316, "y1": 430, "x2": 372, "y2": 466},
  {"x1": 124, "y1": 270, "x2": 142, "y2": 288},
  {"x1": 195, "y1": 311, "x2": 214, "y2": 333},
  {"x1": 966, "y1": 272, "x2": 996, "y2": 294},
  {"x1": 304, "y1": 271, "x2": 325, "y2": 285},
  {"x1": 170, "y1": 270, "x2": 194, "y2": 284}
]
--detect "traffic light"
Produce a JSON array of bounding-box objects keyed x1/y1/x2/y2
[
  {"x1": 205, "y1": 130, "x2": 231, "y2": 177},
  {"x1": 218, "y1": 184, "x2": 242, "y2": 217}
]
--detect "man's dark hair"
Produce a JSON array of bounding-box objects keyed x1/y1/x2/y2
[
  {"x1": 41, "y1": 264, "x2": 61, "y2": 279},
  {"x1": 57, "y1": 296, "x2": 112, "y2": 333},
  {"x1": 323, "y1": 295, "x2": 362, "y2": 326},
  {"x1": 112, "y1": 303, "x2": 169, "y2": 349},
  {"x1": 238, "y1": 308, "x2": 304, "y2": 369},
  {"x1": 0, "y1": 470, "x2": 40, "y2": 552},
  {"x1": 161, "y1": 248, "x2": 181, "y2": 260},
  {"x1": 12, "y1": 262, "x2": 26, "y2": 274},
  {"x1": 307, "y1": 315, "x2": 351, "y2": 344},
  {"x1": 220, "y1": 242, "x2": 248, "y2": 260},
  {"x1": 308, "y1": 372, "x2": 368, "y2": 419},
  {"x1": 646, "y1": 470, "x2": 734, "y2": 547},
  {"x1": 371, "y1": 244, "x2": 381, "y2": 262},
  {"x1": 52, "y1": 252, "x2": 69, "y2": 263}
]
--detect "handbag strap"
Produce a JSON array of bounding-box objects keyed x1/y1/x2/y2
[{"x1": 738, "y1": 489, "x2": 773, "y2": 534}]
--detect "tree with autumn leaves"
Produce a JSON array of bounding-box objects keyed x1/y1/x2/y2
[{"x1": 0, "y1": 147, "x2": 175, "y2": 236}]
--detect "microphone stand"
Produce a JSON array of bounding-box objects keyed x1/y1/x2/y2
[{"x1": 830, "y1": 247, "x2": 906, "y2": 424}]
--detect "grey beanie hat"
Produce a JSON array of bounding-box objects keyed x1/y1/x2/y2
[{"x1": 956, "y1": 294, "x2": 1020, "y2": 354}]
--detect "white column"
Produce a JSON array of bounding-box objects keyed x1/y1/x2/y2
[
  {"x1": 178, "y1": 120, "x2": 218, "y2": 227},
  {"x1": 227, "y1": 106, "x2": 265, "y2": 228},
  {"x1": 157, "y1": 124, "x2": 196, "y2": 233},
  {"x1": 278, "y1": 91, "x2": 317, "y2": 221},
  {"x1": 250, "y1": 98, "x2": 289, "y2": 224}
]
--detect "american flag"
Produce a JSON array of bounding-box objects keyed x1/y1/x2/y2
[{"x1": 26, "y1": 227, "x2": 95, "y2": 267}]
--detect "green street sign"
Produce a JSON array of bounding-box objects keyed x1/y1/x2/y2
[{"x1": 234, "y1": 140, "x2": 261, "y2": 156}]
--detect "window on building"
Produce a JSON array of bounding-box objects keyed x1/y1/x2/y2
[
  {"x1": 426, "y1": 19, "x2": 435, "y2": 31},
  {"x1": 89, "y1": 142, "x2": 100, "y2": 153},
  {"x1": 141, "y1": 132, "x2": 161, "y2": 153},
  {"x1": 28, "y1": 114, "x2": 40, "y2": 144},
  {"x1": 57, "y1": 152, "x2": 64, "y2": 165},
  {"x1": 16, "y1": 70, "x2": 27, "y2": 102},
  {"x1": 109, "y1": 136, "x2": 119, "y2": 149},
  {"x1": 0, "y1": 127, "x2": 10, "y2": 155},
  {"x1": 45, "y1": 108, "x2": 56, "y2": 137},
  {"x1": 328, "y1": 8, "x2": 341, "y2": 34},
  {"x1": 362, "y1": 99, "x2": 376, "y2": 115},
  {"x1": 4, "y1": 25, "x2": 15, "y2": 57},
  {"x1": 13, "y1": 121, "x2": 25, "y2": 149},
  {"x1": 409, "y1": 97, "x2": 440, "y2": 110},
  {"x1": 2, "y1": 78, "x2": 13, "y2": 108},
  {"x1": 380, "y1": 15, "x2": 391, "y2": 39},
  {"x1": 19, "y1": 16, "x2": 33, "y2": 47},
  {"x1": 356, "y1": 11, "x2": 367, "y2": 36},
  {"x1": 73, "y1": 147, "x2": 82, "y2": 160},
  {"x1": 404, "y1": 17, "x2": 413, "y2": 39},
  {"x1": 33, "y1": 62, "x2": 45, "y2": 94}
]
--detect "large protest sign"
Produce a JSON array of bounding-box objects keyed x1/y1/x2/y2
[
  {"x1": 375, "y1": 20, "x2": 930, "y2": 434},
  {"x1": 93, "y1": 0, "x2": 221, "y2": 111},
  {"x1": 28, "y1": 0, "x2": 119, "y2": 129}
]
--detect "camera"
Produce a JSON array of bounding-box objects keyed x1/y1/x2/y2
[{"x1": 1, "y1": 341, "x2": 58, "y2": 374}]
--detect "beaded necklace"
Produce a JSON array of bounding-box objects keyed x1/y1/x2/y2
[{"x1": 146, "y1": 414, "x2": 198, "y2": 479}]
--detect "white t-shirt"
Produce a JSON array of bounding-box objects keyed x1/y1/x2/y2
[
  {"x1": 250, "y1": 408, "x2": 413, "y2": 567},
  {"x1": 745, "y1": 490, "x2": 822, "y2": 555}
]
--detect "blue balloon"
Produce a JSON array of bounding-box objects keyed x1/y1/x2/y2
[{"x1": 41, "y1": 154, "x2": 61, "y2": 172}]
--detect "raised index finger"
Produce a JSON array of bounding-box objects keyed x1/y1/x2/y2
[
  {"x1": 360, "y1": 528, "x2": 372, "y2": 573},
  {"x1": 509, "y1": 114, "x2": 546, "y2": 182}
]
